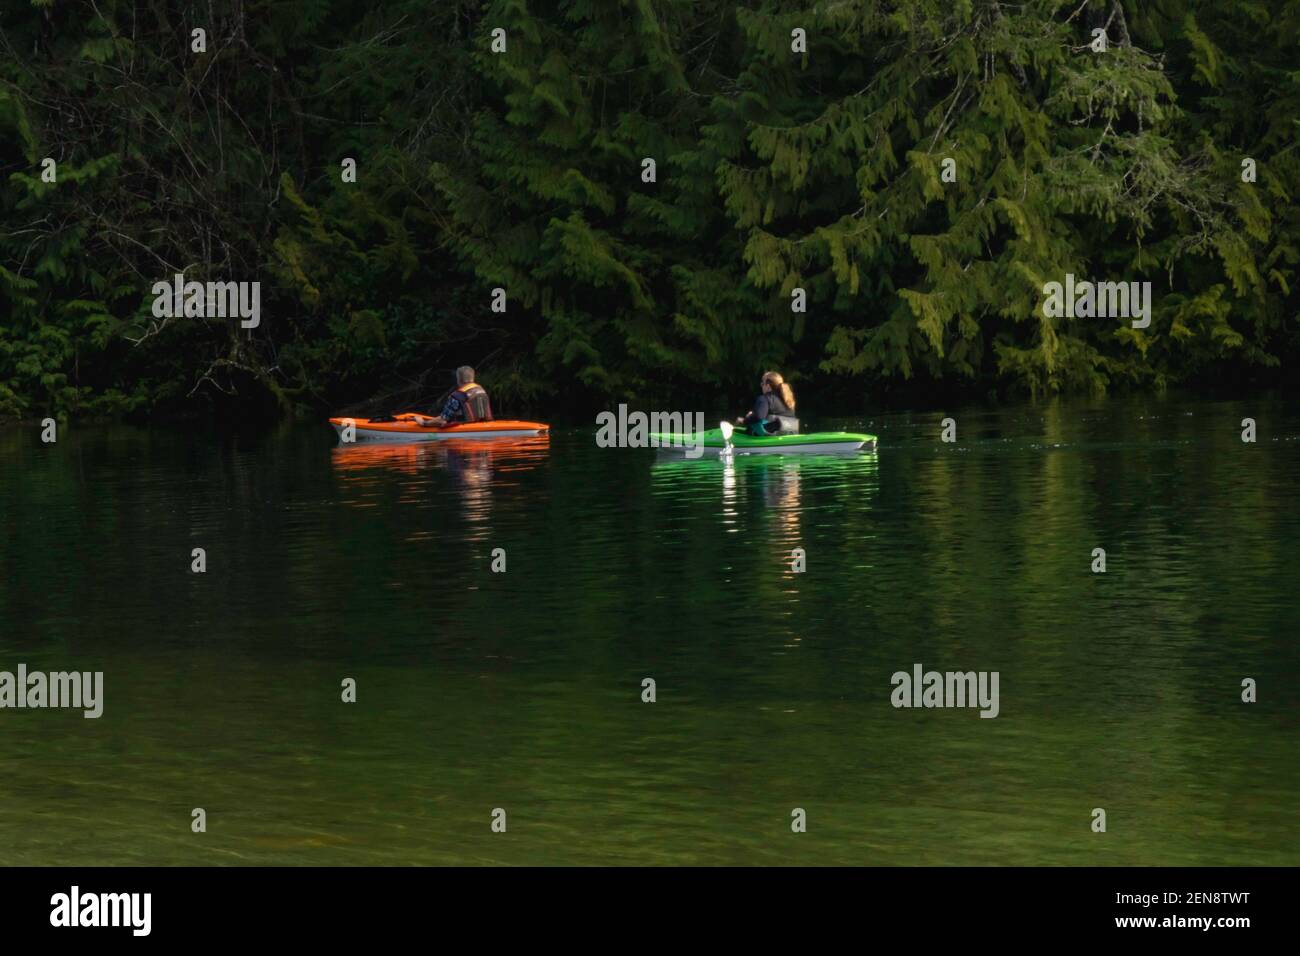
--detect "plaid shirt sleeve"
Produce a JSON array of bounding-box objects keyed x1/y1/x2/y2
[{"x1": 439, "y1": 394, "x2": 465, "y2": 421}]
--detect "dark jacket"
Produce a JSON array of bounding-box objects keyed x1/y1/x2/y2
[{"x1": 744, "y1": 393, "x2": 796, "y2": 434}]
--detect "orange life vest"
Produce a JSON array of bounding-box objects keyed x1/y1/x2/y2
[{"x1": 453, "y1": 383, "x2": 493, "y2": 423}]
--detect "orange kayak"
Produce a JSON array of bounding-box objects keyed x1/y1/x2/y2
[{"x1": 329, "y1": 413, "x2": 549, "y2": 443}]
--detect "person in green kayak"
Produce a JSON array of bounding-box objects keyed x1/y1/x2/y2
[
  {"x1": 418, "y1": 366, "x2": 494, "y2": 426},
  {"x1": 735, "y1": 370, "x2": 798, "y2": 436}
]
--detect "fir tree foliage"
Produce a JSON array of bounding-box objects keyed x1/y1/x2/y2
[{"x1": 0, "y1": 0, "x2": 1295, "y2": 418}]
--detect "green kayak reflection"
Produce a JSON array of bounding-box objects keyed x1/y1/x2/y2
[
  {"x1": 652, "y1": 447, "x2": 881, "y2": 508},
  {"x1": 650, "y1": 449, "x2": 882, "y2": 577}
]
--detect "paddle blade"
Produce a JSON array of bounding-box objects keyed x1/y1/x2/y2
[{"x1": 719, "y1": 421, "x2": 734, "y2": 441}]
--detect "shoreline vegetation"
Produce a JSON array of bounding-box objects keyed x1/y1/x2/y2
[{"x1": 2, "y1": 2, "x2": 1297, "y2": 424}]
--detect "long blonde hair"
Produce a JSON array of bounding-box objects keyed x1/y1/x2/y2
[{"x1": 763, "y1": 371, "x2": 795, "y2": 410}]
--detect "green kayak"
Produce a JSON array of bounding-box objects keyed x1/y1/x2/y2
[{"x1": 651, "y1": 428, "x2": 877, "y2": 455}]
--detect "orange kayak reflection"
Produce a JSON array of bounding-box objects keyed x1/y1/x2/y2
[
  {"x1": 332, "y1": 436, "x2": 551, "y2": 533},
  {"x1": 331, "y1": 435, "x2": 551, "y2": 476}
]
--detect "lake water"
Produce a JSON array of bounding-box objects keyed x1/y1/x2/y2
[{"x1": 1, "y1": 396, "x2": 1296, "y2": 865}]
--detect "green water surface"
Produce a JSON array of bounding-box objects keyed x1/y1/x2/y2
[{"x1": 1, "y1": 396, "x2": 1296, "y2": 865}]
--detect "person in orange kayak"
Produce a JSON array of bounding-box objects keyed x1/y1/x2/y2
[
  {"x1": 421, "y1": 366, "x2": 494, "y2": 426},
  {"x1": 735, "y1": 370, "x2": 798, "y2": 436}
]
